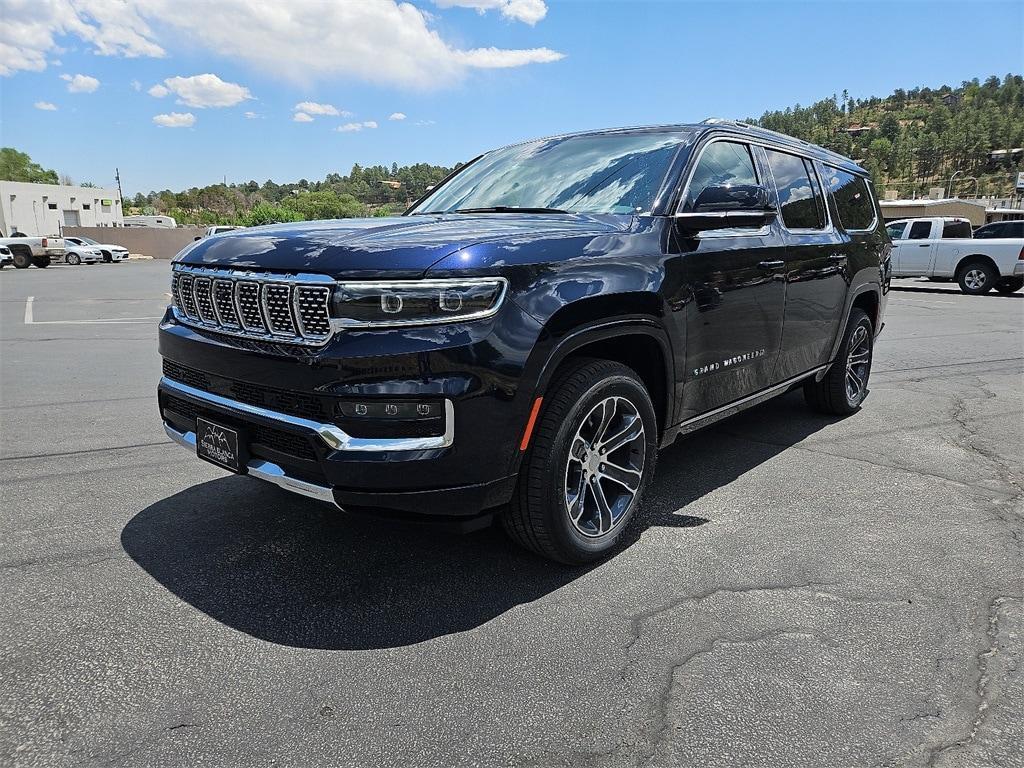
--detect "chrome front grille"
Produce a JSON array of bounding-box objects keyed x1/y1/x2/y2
[{"x1": 171, "y1": 266, "x2": 334, "y2": 345}]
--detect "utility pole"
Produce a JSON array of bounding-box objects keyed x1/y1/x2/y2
[{"x1": 115, "y1": 168, "x2": 124, "y2": 202}]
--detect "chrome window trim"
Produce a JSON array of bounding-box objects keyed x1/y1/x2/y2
[
  {"x1": 673, "y1": 135, "x2": 875, "y2": 238},
  {"x1": 160, "y1": 376, "x2": 455, "y2": 452}
]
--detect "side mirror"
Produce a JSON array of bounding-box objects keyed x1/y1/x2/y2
[
  {"x1": 675, "y1": 184, "x2": 776, "y2": 233},
  {"x1": 194, "y1": 236, "x2": 202, "y2": 241}
]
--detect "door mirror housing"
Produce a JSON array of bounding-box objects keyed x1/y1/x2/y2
[{"x1": 675, "y1": 184, "x2": 776, "y2": 233}]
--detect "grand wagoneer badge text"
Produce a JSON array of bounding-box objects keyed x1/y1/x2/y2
[{"x1": 693, "y1": 348, "x2": 767, "y2": 377}]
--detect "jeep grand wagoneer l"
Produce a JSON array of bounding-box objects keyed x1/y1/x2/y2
[{"x1": 158, "y1": 120, "x2": 890, "y2": 563}]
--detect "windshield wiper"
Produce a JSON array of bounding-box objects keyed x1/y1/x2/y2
[{"x1": 451, "y1": 206, "x2": 569, "y2": 214}]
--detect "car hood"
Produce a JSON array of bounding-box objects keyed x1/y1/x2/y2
[{"x1": 174, "y1": 214, "x2": 628, "y2": 278}]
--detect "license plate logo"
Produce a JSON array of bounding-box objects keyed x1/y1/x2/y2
[{"x1": 196, "y1": 418, "x2": 242, "y2": 472}]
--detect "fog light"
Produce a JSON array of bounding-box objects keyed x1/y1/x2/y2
[{"x1": 339, "y1": 400, "x2": 441, "y2": 419}]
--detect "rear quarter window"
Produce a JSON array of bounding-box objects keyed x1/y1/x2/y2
[
  {"x1": 823, "y1": 167, "x2": 875, "y2": 231},
  {"x1": 942, "y1": 220, "x2": 972, "y2": 239}
]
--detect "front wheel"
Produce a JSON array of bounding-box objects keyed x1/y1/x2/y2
[
  {"x1": 804, "y1": 308, "x2": 874, "y2": 416},
  {"x1": 995, "y1": 277, "x2": 1024, "y2": 294},
  {"x1": 502, "y1": 359, "x2": 658, "y2": 564},
  {"x1": 67, "y1": 252, "x2": 81, "y2": 265},
  {"x1": 957, "y1": 260, "x2": 996, "y2": 295}
]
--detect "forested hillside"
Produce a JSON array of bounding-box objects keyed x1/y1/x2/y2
[{"x1": 751, "y1": 74, "x2": 1023, "y2": 198}]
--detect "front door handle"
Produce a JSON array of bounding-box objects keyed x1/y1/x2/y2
[
  {"x1": 759, "y1": 260, "x2": 784, "y2": 269},
  {"x1": 828, "y1": 253, "x2": 847, "y2": 261},
  {"x1": 918, "y1": 244, "x2": 930, "y2": 247}
]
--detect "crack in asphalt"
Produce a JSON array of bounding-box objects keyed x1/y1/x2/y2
[{"x1": 922, "y1": 596, "x2": 1021, "y2": 767}]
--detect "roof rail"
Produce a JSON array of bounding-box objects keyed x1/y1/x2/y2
[{"x1": 700, "y1": 117, "x2": 857, "y2": 167}]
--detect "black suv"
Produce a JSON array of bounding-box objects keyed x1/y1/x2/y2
[{"x1": 159, "y1": 120, "x2": 890, "y2": 563}]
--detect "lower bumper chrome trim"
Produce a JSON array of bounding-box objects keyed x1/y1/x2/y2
[
  {"x1": 159, "y1": 376, "x2": 455, "y2": 452},
  {"x1": 163, "y1": 421, "x2": 339, "y2": 506}
]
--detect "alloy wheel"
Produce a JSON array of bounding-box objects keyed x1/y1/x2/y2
[
  {"x1": 964, "y1": 269, "x2": 987, "y2": 291},
  {"x1": 845, "y1": 325, "x2": 871, "y2": 405},
  {"x1": 564, "y1": 396, "x2": 646, "y2": 538}
]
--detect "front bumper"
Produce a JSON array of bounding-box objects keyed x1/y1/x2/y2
[{"x1": 158, "y1": 301, "x2": 542, "y2": 518}]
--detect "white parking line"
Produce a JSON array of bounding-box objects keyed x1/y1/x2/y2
[{"x1": 23, "y1": 296, "x2": 162, "y2": 325}]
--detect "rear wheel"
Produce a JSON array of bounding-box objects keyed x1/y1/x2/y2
[
  {"x1": 995, "y1": 277, "x2": 1024, "y2": 294},
  {"x1": 67, "y1": 252, "x2": 81, "y2": 265},
  {"x1": 31, "y1": 255, "x2": 49, "y2": 268},
  {"x1": 804, "y1": 308, "x2": 873, "y2": 416},
  {"x1": 502, "y1": 358, "x2": 657, "y2": 564},
  {"x1": 957, "y1": 260, "x2": 996, "y2": 295}
]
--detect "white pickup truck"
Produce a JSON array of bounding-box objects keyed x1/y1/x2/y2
[
  {"x1": 0, "y1": 232, "x2": 65, "y2": 269},
  {"x1": 886, "y1": 216, "x2": 1024, "y2": 294}
]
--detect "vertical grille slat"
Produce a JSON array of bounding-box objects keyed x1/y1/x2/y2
[
  {"x1": 213, "y1": 279, "x2": 240, "y2": 328},
  {"x1": 193, "y1": 278, "x2": 216, "y2": 323},
  {"x1": 171, "y1": 266, "x2": 334, "y2": 346},
  {"x1": 262, "y1": 284, "x2": 297, "y2": 336}
]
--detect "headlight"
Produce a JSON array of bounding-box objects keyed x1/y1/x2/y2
[{"x1": 331, "y1": 278, "x2": 507, "y2": 328}]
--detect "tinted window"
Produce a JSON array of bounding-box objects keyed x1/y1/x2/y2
[
  {"x1": 973, "y1": 223, "x2": 1005, "y2": 238},
  {"x1": 823, "y1": 167, "x2": 875, "y2": 230},
  {"x1": 908, "y1": 221, "x2": 932, "y2": 239},
  {"x1": 683, "y1": 141, "x2": 758, "y2": 211},
  {"x1": 765, "y1": 149, "x2": 825, "y2": 229},
  {"x1": 942, "y1": 220, "x2": 972, "y2": 238},
  {"x1": 885, "y1": 222, "x2": 906, "y2": 240},
  {"x1": 413, "y1": 132, "x2": 688, "y2": 215}
]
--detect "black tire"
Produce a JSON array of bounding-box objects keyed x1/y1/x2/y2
[
  {"x1": 102, "y1": 251, "x2": 112, "y2": 263},
  {"x1": 11, "y1": 249, "x2": 31, "y2": 269},
  {"x1": 956, "y1": 259, "x2": 996, "y2": 295},
  {"x1": 502, "y1": 358, "x2": 658, "y2": 564},
  {"x1": 804, "y1": 308, "x2": 873, "y2": 416},
  {"x1": 995, "y1": 277, "x2": 1024, "y2": 294},
  {"x1": 31, "y1": 255, "x2": 49, "y2": 268},
  {"x1": 67, "y1": 252, "x2": 81, "y2": 266}
]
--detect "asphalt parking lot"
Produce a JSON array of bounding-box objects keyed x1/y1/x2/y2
[{"x1": 1, "y1": 261, "x2": 1021, "y2": 768}]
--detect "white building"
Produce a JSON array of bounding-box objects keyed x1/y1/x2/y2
[{"x1": 0, "y1": 181, "x2": 123, "y2": 237}]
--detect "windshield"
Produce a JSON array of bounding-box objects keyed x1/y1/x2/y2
[
  {"x1": 77, "y1": 236, "x2": 98, "y2": 245},
  {"x1": 411, "y1": 132, "x2": 688, "y2": 216}
]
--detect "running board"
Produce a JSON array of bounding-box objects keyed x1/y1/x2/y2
[{"x1": 664, "y1": 365, "x2": 828, "y2": 444}]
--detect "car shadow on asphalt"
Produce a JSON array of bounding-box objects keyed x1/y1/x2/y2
[
  {"x1": 890, "y1": 284, "x2": 1023, "y2": 298},
  {"x1": 121, "y1": 392, "x2": 838, "y2": 651}
]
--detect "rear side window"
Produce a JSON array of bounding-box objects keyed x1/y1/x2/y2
[
  {"x1": 683, "y1": 141, "x2": 758, "y2": 211},
  {"x1": 823, "y1": 167, "x2": 875, "y2": 230},
  {"x1": 942, "y1": 220, "x2": 972, "y2": 239},
  {"x1": 765, "y1": 149, "x2": 826, "y2": 229},
  {"x1": 908, "y1": 221, "x2": 932, "y2": 239}
]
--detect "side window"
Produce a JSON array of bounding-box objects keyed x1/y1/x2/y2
[
  {"x1": 823, "y1": 166, "x2": 875, "y2": 230},
  {"x1": 682, "y1": 141, "x2": 758, "y2": 211},
  {"x1": 1013, "y1": 223, "x2": 1024, "y2": 238},
  {"x1": 907, "y1": 221, "x2": 932, "y2": 239},
  {"x1": 765, "y1": 149, "x2": 826, "y2": 229},
  {"x1": 942, "y1": 220, "x2": 972, "y2": 239},
  {"x1": 885, "y1": 222, "x2": 906, "y2": 240}
]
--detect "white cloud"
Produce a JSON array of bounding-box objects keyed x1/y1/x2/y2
[
  {"x1": 61, "y1": 73, "x2": 100, "y2": 92},
  {"x1": 336, "y1": 120, "x2": 378, "y2": 133},
  {"x1": 294, "y1": 101, "x2": 344, "y2": 116},
  {"x1": 153, "y1": 111, "x2": 195, "y2": 128},
  {"x1": 153, "y1": 73, "x2": 252, "y2": 107},
  {"x1": 2, "y1": 0, "x2": 563, "y2": 87},
  {"x1": 434, "y1": 0, "x2": 548, "y2": 25},
  {"x1": 130, "y1": 78, "x2": 141, "y2": 91},
  {"x1": 292, "y1": 111, "x2": 314, "y2": 122},
  {"x1": 415, "y1": 119, "x2": 437, "y2": 126},
  {"x1": 0, "y1": 0, "x2": 164, "y2": 76},
  {"x1": 388, "y1": 112, "x2": 406, "y2": 121},
  {"x1": 34, "y1": 101, "x2": 58, "y2": 111},
  {"x1": 244, "y1": 111, "x2": 259, "y2": 119}
]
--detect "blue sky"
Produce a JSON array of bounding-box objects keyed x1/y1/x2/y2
[{"x1": 2, "y1": 0, "x2": 1021, "y2": 196}]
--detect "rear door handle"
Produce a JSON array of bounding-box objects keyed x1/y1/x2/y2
[
  {"x1": 758, "y1": 260, "x2": 784, "y2": 269},
  {"x1": 918, "y1": 244, "x2": 930, "y2": 247},
  {"x1": 828, "y1": 254, "x2": 847, "y2": 261}
]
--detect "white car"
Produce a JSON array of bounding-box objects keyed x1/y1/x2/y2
[
  {"x1": 0, "y1": 245, "x2": 13, "y2": 268},
  {"x1": 886, "y1": 216, "x2": 1024, "y2": 294},
  {"x1": 63, "y1": 241, "x2": 104, "y2": 265},
  {"x1": 65, "y1": 236, "x2": 130, "y2": 263}
]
